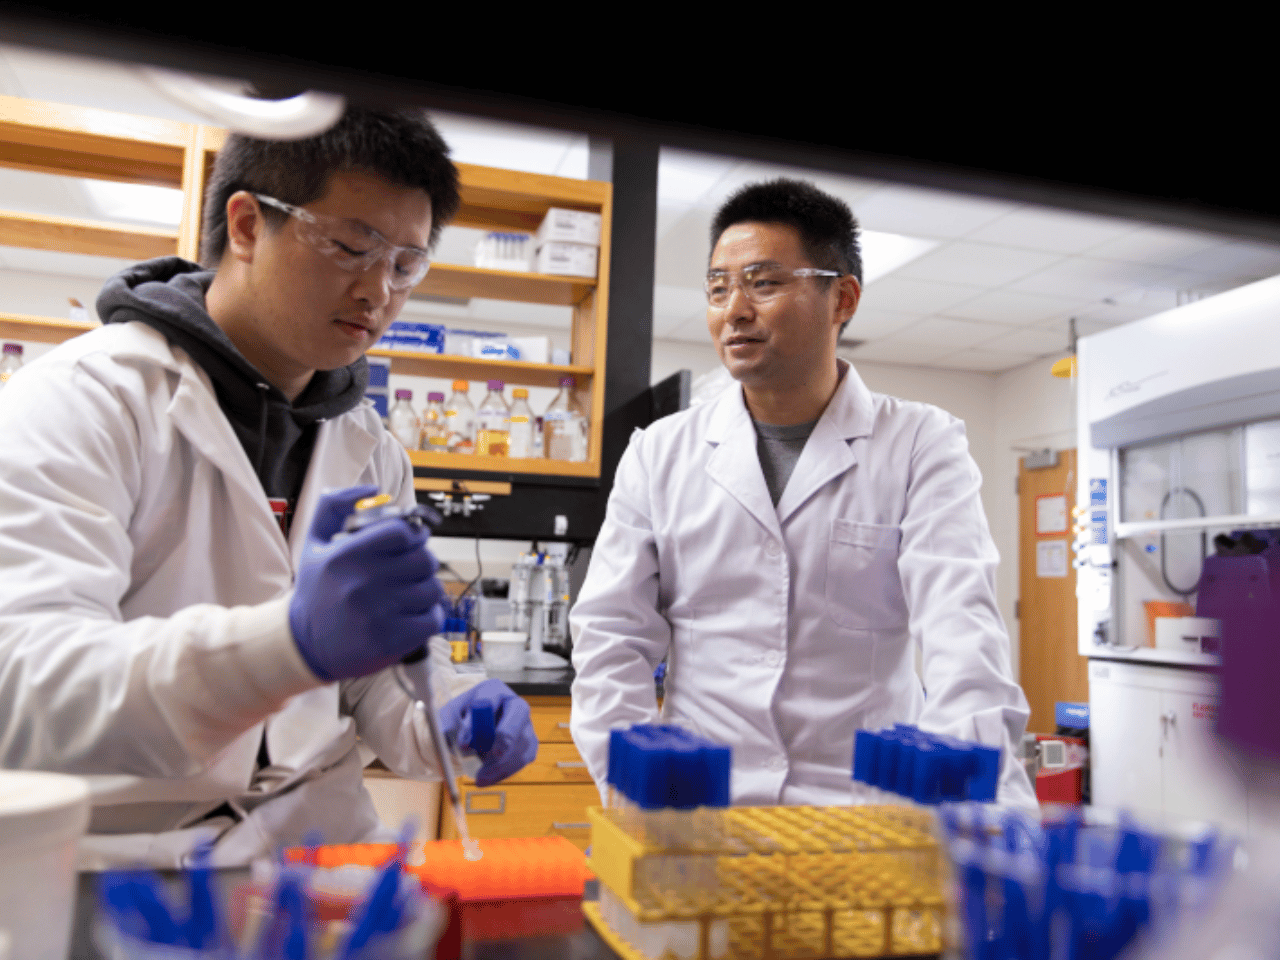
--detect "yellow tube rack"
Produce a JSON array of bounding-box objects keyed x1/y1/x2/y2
[{"x1": 584, "y1": 804, "x2": 948, "y2": 959}]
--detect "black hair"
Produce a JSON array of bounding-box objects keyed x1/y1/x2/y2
[
  {"x1": 710, "y1": 178, "x2": 862, "y2": 335},
  {"x1": 200, "y1": 105, "x2": 461, "y2": 266},
  {"x1": 710, "y1": 178, "x2": 862, "y2": 284}
]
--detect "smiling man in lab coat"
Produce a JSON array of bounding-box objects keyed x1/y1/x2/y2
[
  {"x1": 570, "y1": 178, "x2": 1036, "y2": 809},
  {"x1": 0, "y1": 106, "x2": 537, "y2": 867}
]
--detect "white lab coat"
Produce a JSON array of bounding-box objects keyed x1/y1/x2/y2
[
  {"x1": 570, "y1": 361, "x2": 1037, "y2": 809},
  {"x1": 0, "y1": 322, "x2": 447, "y2": 868}
]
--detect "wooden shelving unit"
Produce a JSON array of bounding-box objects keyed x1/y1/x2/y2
[{"x1": 0, "y1": 95, "x2": 612, "y2": 480}]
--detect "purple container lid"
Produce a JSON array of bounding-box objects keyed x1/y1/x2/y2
[
  {"x1": 487, "y1": 379, "x2": 504, "y2": 390},
  {"x1": 394, "y1": 388, "x2": 412, "y2": 400},
  {"x1": 2, "y1": 343, "x2": 22, "y2": 354},
  {"x1": 428, "y1": 392, "x2": 445, "y2": 402},
  {"x1": 559, "y1": 376, "x2": 576, "y2": 388}
]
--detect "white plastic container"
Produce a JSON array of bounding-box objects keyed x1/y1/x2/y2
[
  {"x1": 0, "y1": 770, "x2": 90, "y2": 960},
  {"x1": 480, "y1": 631, "x2": 528, "y2": 672},
  {"x1": 535, "y1": 208, "x2": 602, "y2": 247}
]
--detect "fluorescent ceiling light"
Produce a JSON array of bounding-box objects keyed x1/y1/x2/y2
[
  {"x1": 861, "y1": 230, "x2": 939, "y2": 284},
  {"x1": 81, "y1": 180, "x2": 184, "y2": 226}
]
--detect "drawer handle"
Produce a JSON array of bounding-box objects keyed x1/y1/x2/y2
[
  {"x1": 464, "y1": 790, "x2": 506, "y2": 815},
  {"x1": 556, "y1": 722, "x2": 572, "y2": 729},
  {"x1": 552, "y1": 822, "x2": 591, "y2": 830},
  {"x1": 556, "y1": 761, "x2": 588, "y2": 769}
]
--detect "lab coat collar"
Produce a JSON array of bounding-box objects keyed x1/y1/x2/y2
[
  {"x1": 704, "y1": 360, "x2": 877, "y2": 527},
  {"x1": 775, "y1": 361, "x2": 875, "y2": 523}
]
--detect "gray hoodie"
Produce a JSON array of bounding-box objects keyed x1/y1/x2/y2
[{"x1": 96, "y1": 257, "x2": 369, "y2": 535}]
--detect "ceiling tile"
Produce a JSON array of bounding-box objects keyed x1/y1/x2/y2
[
  {"x1": 841, "y1": 338, "x2": 951, "y2": 366},
  {"x1": 1006, "y1": 257, "x2": 1177, "y2": 301},
  {"x1": 851, "y1": 185, "x2": 1018, "y2": 239},
  {"x1": 654, "y1": 209, "x2": 715, "y2": 287},
  {"x1": 966, "y1": 207, "x2": 1140, "y2": 253},
  {"x1": 893, "y1": 240, "x2": 1063, "y2": 287},
  {"x1": 698, "y1": 158, "x2": 882, "y2": 213},
  {"x1": 658, "y1": 148, "x2": 741, "y2": 206},
  {"x1": 1169, "y1": 239, "x2": 1280, "y2": 278},
  {"x1": 554, "y1": 138, "x2": 589, "y2": 179},
  {"x1": 860, "y1": 276, "x2": 986, "y2": 314},
  {"x1": 883, "y1": 317, "x2": 1012, "y2": 350},
  {"x1": 430, "y1": 112, "x2": 582, "y2": 177},
  {"x1": 940, "y1": 289, "x2": 1090, "y2": 325},
  {"x1": 980, "y1": 326, "x2": 1073, "y2": 356},
  {"x1": 844, "y1": 307, "x2": 928, "y2": 340},
  {"x1": 1036, "y1": 315, "x2": 1128, "y2": 340},
  {"x1": 929, "y1": 349, "x2": 1038, "y2": 373},
  {"x1": 1082, "y1": 224, "x2": 1228, "y2": 264}
]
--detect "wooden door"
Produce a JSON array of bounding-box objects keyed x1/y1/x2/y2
[{"x1": 1018, "y1": 449, "x2": 1088, "y2": 733}]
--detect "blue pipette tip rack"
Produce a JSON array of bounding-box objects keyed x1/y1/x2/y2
[
  {"x1": 852, "y1": 724, "x2": 1000, "y2": 804},
  {"x1": 606, "y1": 724, "x2": 731, "y2": 810}
]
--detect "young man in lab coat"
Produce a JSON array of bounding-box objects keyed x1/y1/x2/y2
[
  {"x1": 0, "y1": 107, "x2": 537, "y2": 867},
  {"x1": 570, "y1": 178, "x2": 1036, "y2": 809}
]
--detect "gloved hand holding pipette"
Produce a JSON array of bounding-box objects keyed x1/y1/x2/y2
[
  {"x1": 289, "y1": 485, "x2": 538, "y2": 789},
  {"x1": 290, "y1": 484, "x2": 448, "y2": 682}
]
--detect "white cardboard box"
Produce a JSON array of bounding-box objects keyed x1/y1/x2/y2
[
  {"x1": 536, "y1": 208, "x2": 602, "y2": 247},
  {"x1": 535, "y1": 241, "x2": 598, "y2": 278}
]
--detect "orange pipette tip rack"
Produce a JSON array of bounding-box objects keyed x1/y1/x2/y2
[{"x1": 286, "y1": 836, "x2": 593, "y2": 945}]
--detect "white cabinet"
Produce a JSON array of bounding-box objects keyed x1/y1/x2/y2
[{"x1": 1089, "y1": 659, "x2": 1250, "y2": 836}]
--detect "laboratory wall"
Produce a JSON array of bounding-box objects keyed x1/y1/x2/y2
[{"x1": 991, "y1": 351, "x2": 1077, "y2": 676}]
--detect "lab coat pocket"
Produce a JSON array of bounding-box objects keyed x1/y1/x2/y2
[{"x1": 825, "y1": 520, "x2": 907, "y2": 631}]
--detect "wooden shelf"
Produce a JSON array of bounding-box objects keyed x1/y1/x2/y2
[
  {"x1": 368, "y1": 347, "x2": 591, "y2": 389},
  {"x1": 454, "y1": 163, "x2": 611, "y2": 233},
  {"x1": 0, "y1": 209, "x2": 177, "y2": 260},
  {"x1": 408, "y1": 450, "x2": 600, "y2": 477},
  {"x1": 1, "y1": 312, "x2": 97, "y2": 344},
  {"x1": 414, "y1": 262, "x2": 594, "y2": 307}
]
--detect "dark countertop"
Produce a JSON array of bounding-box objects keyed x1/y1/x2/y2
[{"x1": 481, "y1": 665, "x2": 574, "y2": 697}]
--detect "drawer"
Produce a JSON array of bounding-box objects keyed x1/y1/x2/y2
[
  {"x1": 527, "y1": 696, "x2": 573, "y2": 743},
  {"x1": 460, "y1": 741, "x2": 591, "y2": 787},
  {"x1": 441, "y1": 782, "x2": 600, "y2": 852}
]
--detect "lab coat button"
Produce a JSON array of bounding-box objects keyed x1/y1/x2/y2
[
  {"x1": 765, "y1": 650, "x2": 782, "y2": 667},
  {"x1": 769, "y1": 757, "x2": 787, "y2": 771},
  {"x1": 764, "y1": 540, "x2": 781, "y2": 558}
]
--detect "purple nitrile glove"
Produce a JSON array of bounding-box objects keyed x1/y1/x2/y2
[
  {"x1": 439, "y1": 678, "x2": 539, "y2": 787},
  {"x1": 289, "y1": 485, "x2": 448, "y2": 682}
]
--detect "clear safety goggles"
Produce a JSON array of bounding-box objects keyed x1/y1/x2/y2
[
  {"x1": 254, "y1": 193, "x2": 431, "y2": 291},
  {"x1": 705, "y1": 264, "x2": 842, "y2": 307}
]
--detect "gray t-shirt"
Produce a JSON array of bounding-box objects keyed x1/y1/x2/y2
[{"x1": 754, "y1": 417, "x2": 819, "y2": 506}]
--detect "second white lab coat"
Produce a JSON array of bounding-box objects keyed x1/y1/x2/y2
[
  {"x1": 0, "y1": 322, "x2": 447, "y2": 868},
  {"x1": 570, "y1": 362, "x2": 1036, "y2": 809}
]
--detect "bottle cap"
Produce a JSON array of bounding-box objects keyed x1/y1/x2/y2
[
  {"x1": 487, "y1": 380, "x2": 504, "y2": 390},
  {"x1": 2, "y1": 343, "x2": 21, "y2": 355},
  {"x1": 428, "y1": 392, "x2": 445, "y2": 402},
  {"x1": 559, "y1": 376, "x2": 575, "y2": 388},
  {"x1": 452, "y1": 379, "x2": 469, "y2": 391},
  {"x1": 513, "y1": 388, "x2": 529, "y2": 398},
  {"x1": 394, "y1": 389, "x2": 412, "y2": 400}
]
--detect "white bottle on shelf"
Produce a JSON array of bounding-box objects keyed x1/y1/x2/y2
[
  {"x1": 0, "y1": 343, "x2": 23, "y2": 388},
  {"x1": 508, "y1": 388, "x2": 536, "y2": 458},
  {"x1": 444, "y1": 380, "x2": 476, "y2": 454},
  {"x1": 544, "y1": 376, "x2": 588, "y2": 462},
  {"x1": 476, "y1": 380, "x2": 511, "y2": 457},
  {"x1": 387, "y1": 389, "x2": 420, "y2": 449}
]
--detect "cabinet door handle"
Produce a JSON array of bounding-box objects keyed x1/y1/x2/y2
[
  {"x1": 556, "y1": 761, "x2": 588, "y2": 769},
  {"x1": 552, "y1": 822, "x2": 591, "y2": 830},
  {"x1": 465, "y1": 790, "x2": 506, "y2": 814}
]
